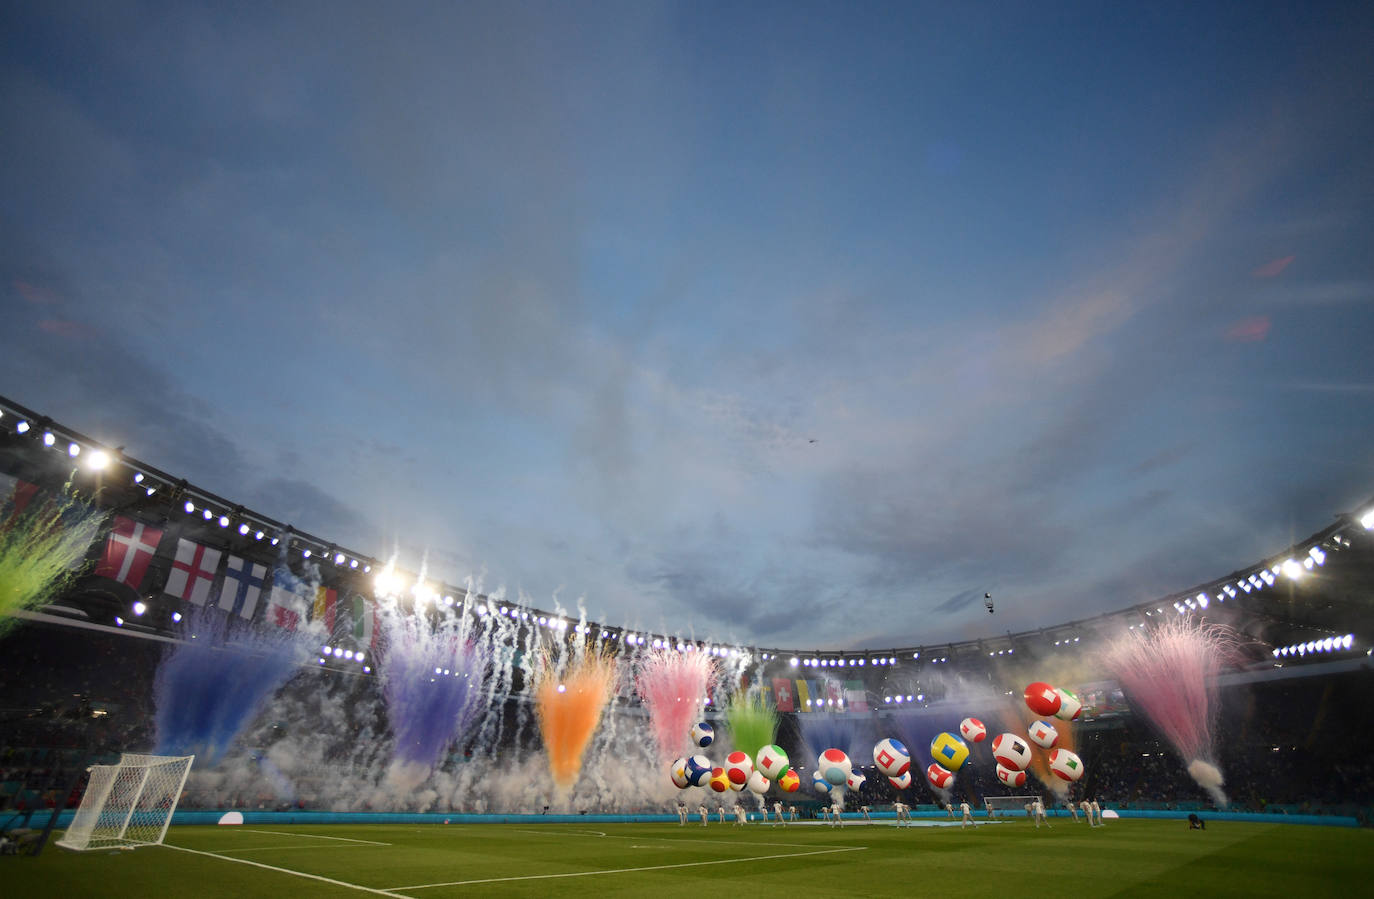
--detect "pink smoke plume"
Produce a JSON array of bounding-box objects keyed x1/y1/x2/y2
[
  {"x1": 635, "y1": 649, "x2": 715, "y2": 764},
  {"x1": 1103, "y1": 616, "x2": 1236, "y2": 807}
]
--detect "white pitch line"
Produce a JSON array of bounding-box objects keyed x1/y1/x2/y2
[
  {"x1": 211, "y1": 844, "x2": 378, "y2": 854},
  {"x1": 511, "y1": 827, "x2": 839, "y2": 849},
  {"x1": 389, "y1": 845, "x2": 867, "y2": 890},
  {"x1": 161, "y1": 843, "x2": 413, "y2": 898},
  {"x1": 236, "y1": 828, "x2": 391, "y2": 845}
]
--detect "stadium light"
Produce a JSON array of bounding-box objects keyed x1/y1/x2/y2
[
  {"x1": 42, "y1": 431, "x2": 55, "y2": 447},
  {"x1": 1281, "y1": 559, "x2": 1304, "y2": 580},
  {"x1": 1360, "y1": 508, "x2": 1374, "y2": 530},
  {"x1": 132, "y1": 601, "x2": 146, "y2": 616},
  {"x1": 202, "y1": 509, "x2": 212, "y2": 520},
  {"x1": 85, "y1": 449, "x2": 110, "y2": 470},
  {"x1": 15, "y1": 420, "x2": 30, "y2": 434},
  {"x1": 184, "y1": 500, "x2": 195, "y2": 514}
]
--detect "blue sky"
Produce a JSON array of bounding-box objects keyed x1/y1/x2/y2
[{"x1": 3, "y1": 1, "x2": 1372, "y2": 650}]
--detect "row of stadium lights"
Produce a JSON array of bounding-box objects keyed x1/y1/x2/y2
[
  {"x1": 12, "y1": 408, "x2": 1374, "y2": 667},
  {"x1": 1271, "y1": 634, "x2": 1355, "y2": 658},
  {"x1": 882, "y1": 693, "x2": 925, "y2": 704}
]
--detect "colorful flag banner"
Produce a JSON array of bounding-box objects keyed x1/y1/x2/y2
[
  {"x1": 94, "y1": 516, "x2": 163, "y2": 589},
  {"x1": 773, "y1": 677, "x2": 795, "y2": 713},
  {"x1": 162, "y1": 538, "x2": 222, "y2": 605},
  {"x1": 218, "y1": 555, "x2": 266, "y2": 619}
]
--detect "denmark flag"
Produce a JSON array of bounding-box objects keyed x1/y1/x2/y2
[
  {"x1": 163, "y1": 538, "x2": 223, "y2": 605},
  {"x1": 95, "y1": 516, "x2": 164, "y2": 589}
]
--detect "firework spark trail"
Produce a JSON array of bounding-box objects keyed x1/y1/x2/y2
[
  {"x1": 636, "y1": 649, "x2": 714, "y2": 764},
  {"x1": 535, "y1": 650, "x2": 617, "y2": 790},
  {"x1": 153, "y1": 604, "x2": 306, "y2": 765},
  {"x1": 0, "y1": 480, "x2": 107, "y2": 636},
  {"x1": 378, "y1": 606, "x2": 490, "y2": 790},
  {"x1": 726, "y1": 690, "x2": 779, "y2": 760},
  {"x1": 1103, "y1": 616, "x2": 1233, "y2": 806}
]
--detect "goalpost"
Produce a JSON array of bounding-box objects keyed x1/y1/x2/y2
[
  {"x1": 983, "y1": 795, "x2": 1038, "y2": 818},
  {"x1": 56, "y1": 754, "x2": 194, "y2": 851}
]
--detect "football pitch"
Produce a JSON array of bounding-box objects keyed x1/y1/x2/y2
[{"x1": 6, "y1": 818, "x2": 1371, "y2": 897}]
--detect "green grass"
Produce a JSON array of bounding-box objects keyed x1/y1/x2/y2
[{"x1": 5, "y1": 819, "x2": 1371, "y2": 897}]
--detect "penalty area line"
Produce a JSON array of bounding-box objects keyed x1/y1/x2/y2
[
  {"x1": 237, "y1": 827, "x2": 392, "y2": 845},
  {"x1": 388, "y1": 845, "x2": 867, "y2": 890},
  {"x1": 161, "y1": 843, "x2": 413, "y2": 898}
]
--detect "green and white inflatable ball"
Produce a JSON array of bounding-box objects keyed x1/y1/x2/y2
[
  {"x1": 756, "y1": 744, "x2": 790, "y2": 779},
  {"x1": 1054, "y1": 688, "x2": 1083, "y2": 721}
]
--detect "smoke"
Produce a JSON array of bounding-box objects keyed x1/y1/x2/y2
[
  {"x1": 1187, "y1": 758, "x2": 1228, "y2": 808},
  {"x1": 0, "y1": 478, "x2": 108, "y2": 636}
]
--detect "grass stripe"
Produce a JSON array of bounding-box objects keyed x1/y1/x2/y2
[
  {"x1": 237, "y1": 827, "x2": 391, "y2": 845},
  {"x1": 161, "y1": 843, "x2": 414, "y2": 897},
  {"x1": 389, "y1": 845, "x2": 867, "y2": 890}
]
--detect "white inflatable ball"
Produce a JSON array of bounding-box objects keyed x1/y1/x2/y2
[
  {"x1": 992, "y1": 733, "x2": 1033, "y2": 771},
  {"x1": 888, "y1": 770, "x2": 912, "y2": 790},
  {"x1": 747, "y1": 770, "x2": 771, "y2": 794},
  {"x1": 959, "y1": 717, "x2": 987, "y2": 743},
  {"x1": 670, "y1": 757, "x2": 690, "y2": 789},
  {"x1": 818, "y1": 748, "x2": 853, "y2": 786},
  {"x1": 690, "y1": 721, "x2": 715, "y2": 747},
  {"x1": 685, "y1": 755, "x2": 713, "y2": 787},
  {"x1": 812, "y1": 770, "x2": 832, "y2": 794},
  {"x1": 1049, "y1": 748, "x2": 1085, "y2": 782},
  {"x1": 756, "y1": 744, "x2": 791, "y2": 779},
  {"x1": 1054, "y1": 688, "x2": 1083, "y2": 721},
  {"x1": 873, "y1": 737, "x2": 911, "y2": 777},
  {"x1": 995, "y1": 764, "x2": 1027, "y2": 787},
  {"x1": 846, "y1": 770, "x2": 867, "y2": 791},
  {"x1": 1028, "y1": 719, "x2": 1059, "y2": 749}
]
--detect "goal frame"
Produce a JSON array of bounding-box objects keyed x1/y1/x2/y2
[
  {"x1": 983, "y1": 794, "x2": 1038, "y2": 818},
  {"x1": 56, "y1": 753, "x2": 194, "y2": 851}
]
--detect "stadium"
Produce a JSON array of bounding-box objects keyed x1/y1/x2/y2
[{"x1": 2, "y1": 394, "x2": 1372, "y2": 894}]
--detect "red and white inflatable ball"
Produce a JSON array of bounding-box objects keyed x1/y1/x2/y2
[
  {"x1": 873, "y1": 737, "x2": 911, "y2": 777},
  {"x1": 1054, "y1": 687, "x2": 1083, "y2": 721},
  {"x1": 725, "y1": 750, "x2": 754, "y2": 786},
  {"x1": 1023, "y1": 681, "x2": 1062, "y2": 717},
  {"x1": 888, "y1": 770, "x2": 912, "y2": 790},
  {"x1": 819, "y1": 748, "x2": 853, "y2": 786},
  {"x1": 926, "y1": 763, "x2": 954, "y2": 789},
  {"x1": 996, "y1": 764, "x2": 1027, "y2": 787},
  {"x1": 1028, "y1": 719, "x2": 1059, "y2": 749},
  {"x1": 959, "y1": 717, "x2": 987, "y2": 743},
  {"x1": 992, "y1": 733, "x2": 1033, "y2": 770},
  {"x1": 846, "y1": 770, "x2": 867, "y2": 791},
  {"x1": 747, "y1": 770, "x2": 771, "y2": 794},
  {"x1": 1049, "y1": 748, "x2": 1085, "y2": 782}
]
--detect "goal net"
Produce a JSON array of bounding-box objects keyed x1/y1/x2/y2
[
  {"x1": 983, "y1": 795, "x2": 1037, "y2": 818},
  {"x1": 56, "y1": 754, "x2": 194, "y2": 851}
]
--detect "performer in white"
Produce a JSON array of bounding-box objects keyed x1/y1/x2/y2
[
  {"x1": 830, "y1": 801, "x2": 845, "y2": 826},
  {"x1": 1079, "y1": 799, "x2": 1093, "y2": 826},
  {"x1": 677, "y1": 802, "x2": 688, "y2": 826},
  {"x1": 893, "y1": 800, "x2": 911, "y2": 825},
  {"x1": 787, "y1": 805, "x2": 798, "y2": 822},
  {"x1": 1090, "y1": 800, "x2": 1102, "y2": 826},
  {"x1": 946, "y1": 802, "x2": 956, "y2": 819},
  {"x1": 859, "y1": 805, "x2": 872, "y2": 822},
  {"x1": 773, "y1": 800, "x2": 785, "y2": 826},
  {"x1": 734, "y1": 805, "x2": 748, "y2": 826},
  {"x1": 1032, "y1": 797, "x2": 1050, "y2": 829},
  {"x1": 1066, "y1": 799, "x2": 1080, "y2": 823},
  {"x1": 698, "y1": 804, "x2": 709, "y2": 826},
  {"x1": 717, "y1": 806, "x2": 727, "y2": 824},
  {"x1": 959, "y1": 801, "x2": 974, "y2": 829}
]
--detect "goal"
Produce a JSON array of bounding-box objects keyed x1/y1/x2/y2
[
  {"x1": 983, "y1": 795, "x2": 1037, "y2": 818},
  {"x1": 56, "y1": 754, "x2": 194, "y2": 851}
]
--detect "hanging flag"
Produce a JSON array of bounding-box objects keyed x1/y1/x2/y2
[
  {"x1": 344, "y1": 590, "x2": 377, "y2": 650},
  {"x1": 825, "y1": 680, "x2": 844, "y2": 708},
  {"x1": 773, "y1": 678, "x2": 795, "y2": 713},
  {"x1": 844, "y1": 679, "x2": 869, "y2": 713},
  {"x1": 162, "y1": 538, "x2": 222, "y2": 605},
  {"x1": 94, "y1": 516, "x2": 163, "y2": 589},
  {"x1": 794, "y1": 679, "x2": 811, "y2": 712},
  {"x1": 313, "y1": 586, "x2": 339, "y2": 633},
  {"x1": 0, "y1": 473, "x2": 42, "y2": 527},
  {"x1": 217, "y1": 555, "x2": 266, "y2": 619},
  {"x1": 266, "y1": 564, "x2": 312, "y2": 631}
]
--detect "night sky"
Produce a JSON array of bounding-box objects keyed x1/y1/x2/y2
[{"x1": 3, "y1": 1, "x2": 1372, "y2": 650}]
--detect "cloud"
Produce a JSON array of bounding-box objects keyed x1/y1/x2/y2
[{"x1": 1252, "y1": 255, "x2": 1295, "y2": 278}]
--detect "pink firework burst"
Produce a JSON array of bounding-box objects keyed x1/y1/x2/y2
[
  {"x1": 1103, "y1": 616, "x2": 1237, "y2": 805},
  {"x1": 636, "y1": 649, "x2": 716, "y2": 764}
]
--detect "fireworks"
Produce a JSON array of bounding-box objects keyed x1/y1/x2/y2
[
  {"x1": 726, "y1": 691, "x2": 779, "y2": 761},
  {"x1": 379, "y1": 607, "x2": 490, "y2": 790},
  {"x1": 1103, "y1": 616, "x2": 1235, "y2": 806},
  {"x1": 0, "y1": 481, "x2": 107, "y2": 637},
  {"x1": 635, "y1": 648, "x2": 714, "y2": 764},
  {"x1": 534, "y1": 651, "x2": 617, "y2": 790}
]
